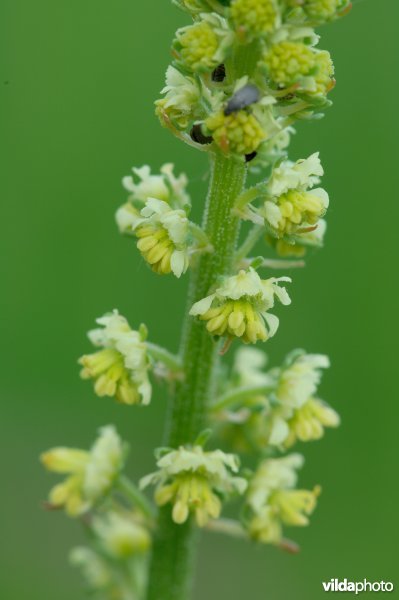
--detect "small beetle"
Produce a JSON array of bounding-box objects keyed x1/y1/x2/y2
[
  {"x1": 190, "y1": 123, "x2": 213, "y2": 145},
  {"x1": 224, "y1": 84, "x2": 260, "y2": 116},
  {"x1": 245, "y1": 151, "x2": 258, "y2": 163},
  {"x1": 212, "y1": 64, "x2": 226, "y2": 83}
]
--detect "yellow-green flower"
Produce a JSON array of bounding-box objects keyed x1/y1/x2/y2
[
  {"x1": 121, "y1": 163, "x2": 189, "y2": 207},
  {"x1": 269, "y1": 218, "x2": 327, "y2": 257},
  {"x1": 174, "y1": 14, "x2": 233, "y2": 73},
  {"x1": 92, "y1": 511, "x2": 151, "y2": 558},
  {"x1": 41, "y1": 426, "x2": 125, "y2": 516},
  {"x1": 314, "y1": 49, "x2": 335, "y2": 95},
  {"x1": 230, "y1": 0, "x2": 279, "y2": 38},
  {"x1": 249, "y1": 487, "x2": 320, "y2": 542},
  {"x1": 256, "y1": 153, "x2": 329, "y2": 240},
  {"x1": 265, "y1": 188, "x2": 328, "y2": 236},
  {"x1": 288, "y1": 0, "x2": 349, "y2": 22},
  {"x1": 306, "y1": 0, "x2": 341, "y2": 18},
  {"x1": 174, "y1": 0, "x2": 213, "y2": 14},
  {"x1": 134, "y1": 198, "x2": 190, "y2": 277},
  {"x1": 264, "y1": 41, "x2": 334, "y2": 95},
  {"x1": 205, "y1": 110, "x2": 265, "y2": 156},
  {"x1": 284, "y1": 0, "x2": 351, "y2": 27},
  {"x1": 265, "y1": 40, "x2": 315, "y2": 86},
  {"x1": 245, "y1": 454, "x2": 320, "y2": 544},
  {"x1": 70, "y1": 547, "x2": 112, "y2": 592},
  {"x1": 190, "y1": 268, "x2": 291, "y2": 344},
  {"x1": 140, "y1": 446, "x2": 247, "y2": 527},
  {"x1": 155, "y1": 66, "x2": 201, "y2": 130},
  {"x1": 116, "y1": 163, "x2": 190, "y2": 236},
  {"x1": 284, "y1": 397, "x2": 340, "y2": 447},
  {"x1": 264, "y1": 351, "x2": 340, "y2": 447},
  {"x1": 276, "y1": 351, "x2": 330, "y2": 408},
  {"x1": 177, "y1": 21, "x2": 219, "y2": 71},
  {"x1": 79, "y1": 311, "x2": 151, "y2": 406}
]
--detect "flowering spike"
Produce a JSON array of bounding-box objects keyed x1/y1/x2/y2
[{"x1": 40, "y1": 0, "x2": 351, "y2": 595}]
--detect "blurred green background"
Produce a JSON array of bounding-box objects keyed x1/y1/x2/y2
[{"x1": 2, "y1": 0, "x2": 398, "y2": 598}]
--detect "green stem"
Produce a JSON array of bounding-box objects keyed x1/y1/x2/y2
[
  {"x1": 205, "y1": 518, "x2": 248, "y2": 539},
  {"x1": 145, "y1": 27, "x2": 264, "y2": 600},
  {"x1": 234, "y1": 186, "x2": 263, "y2": 210},
  {"x1": 118, "y1": 476, "x2": 155, "y2": 521},
  {"x1": 146, "y1": 343, "x2": 182, "y2": 373},
  {"x1": 146, "y1": 152, "x2": 247, "y2": 600},
  {"x1": 235, "y1": 224, "x2": 264, "y2": 263},
  {"x1": 211, "y1": 382, "x2": 275, "y2": 413}
]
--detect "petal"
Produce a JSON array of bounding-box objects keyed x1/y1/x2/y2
[
  {"x1": 138, "y1": 380, "x2": 152, "y2": 406},
  {"x1": 309, "y1": 187, "x2": 329, "y2": 209},
  {"x1": 122, "y1": 175, "x2": 135, "y2": 192},
  {"x1": 264, "y1": 200, "x2": 282, "y2": 229},
  {"x1": 269, "y1": 417, "x2": 290, "y2": 446},
  {"x1": 171, "y1": 250, "x2": 186, "y2": 278},
  {"x1": 189, "y1": 294, "x2": 215, "y2": 316},
  {"x1": 273, "y1": 284, "x2": 292, "y2": 306},
  {"x1": 264, "y1": 312, "x2": 280, "y2": 338}
]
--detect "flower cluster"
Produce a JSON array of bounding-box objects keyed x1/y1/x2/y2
[
  {"x1": 134, "y1": 199, "x2": 190, "y2": 277},
  {"x1": 117, "y1": 163, "x2": 210, "y2": 277},
  {"x1": 79, "y1": 311, "x2": 152, "y2": 405},
  {"x1": 239, "y1": 152, "x2": 329, "y2": 256},
  {"x1": 41, "y1": 426, "x2": 125, "y2": 516},
  {"x1": 268, "y1": 351, "x2": 340, "y2": 446},
  {"x1": 263, "y1": 153, "x2": 328, "y2": 235},
  {"x1": 264, "y1": 37, "x2": 334, "y2": 97},
  {"x1": 92, "y1": 510, "x2": 151, "y2": 558},
  {"x1": 205, "y1": 107, "x2": 267, "y2": 156},
  {"x1": 123, "y1": 163, "x2": 189, "y2": 205},
  {"x1": 70, "y1": 510, "x2": 151, "y2": 598},
  {"x1": 230, "y1": 0, "x2": 280, "y2": 38},
  {"x1": 155, "y1": 67, "x2": 203, "y2": 132},
  {"x1": 43, "y1": 425, "x2": 154, "y2": 597},
  {"x1": 212, "y1": 347, "x2": 339, "y2": 455},
  {"x1": 284, "y1": 0, "x2": 351, "y2": 26},
  {"x1": 140, "y1": 445, "x2": 247, "y2": 526},
  {"x1": 155, "y1": 0, "x2": 346, "y2": 161},
  {"x1": 173, "y1": 14, "x2": 234, "y2": 73},
  {"x1": 244, "y1": 454, "x2": 320, "y2": 544},
  {"x1": 190, "y1": 268, "x2": 291, "y2": 344}
]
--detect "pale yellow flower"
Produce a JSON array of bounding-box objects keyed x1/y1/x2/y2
[
  {"x1": 140, "y1": 446, "x2": 247, "y2": 527},
  {"x1": 41, "y1": 426, "x2": 124, "y2": 516},
  {"x1": 79, "y1": 311, "x2": 151, "y2": 406},
  {"x1": 245, "y1": 454, "x2": 320, "y2": 544},
  {"x1": 190, "y1": 268, "x2": 291, "y2": 344}
]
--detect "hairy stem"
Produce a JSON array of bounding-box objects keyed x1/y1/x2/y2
[{"x1": 146, "y1": 152, "x2": 247, "y2": 600}]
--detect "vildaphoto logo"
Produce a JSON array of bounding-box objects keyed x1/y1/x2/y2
[{"x1": 322, "y1": 579, "x2": 394, "y2": 594}]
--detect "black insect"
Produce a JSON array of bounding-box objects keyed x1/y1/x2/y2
[
  {"x1": 212, "y1": 64, "x2": 226, "y2": 83},
  {"x1": 245, "y1": 151, "x2": 258, "y2": 163},
  {"x1": 224, "y1": 84, "x2": 260, "y2": 116},
  {"x1": 190, "y1": 124, "x2": 213, "y2": 145}
]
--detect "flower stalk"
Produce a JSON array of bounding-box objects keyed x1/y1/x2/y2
[
  {"x1": 40, "y1": 2, "x2": 351, "y2": 599},
  {"x1": 147, "y1": 152, "x2": 246, "y2": 600}
]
